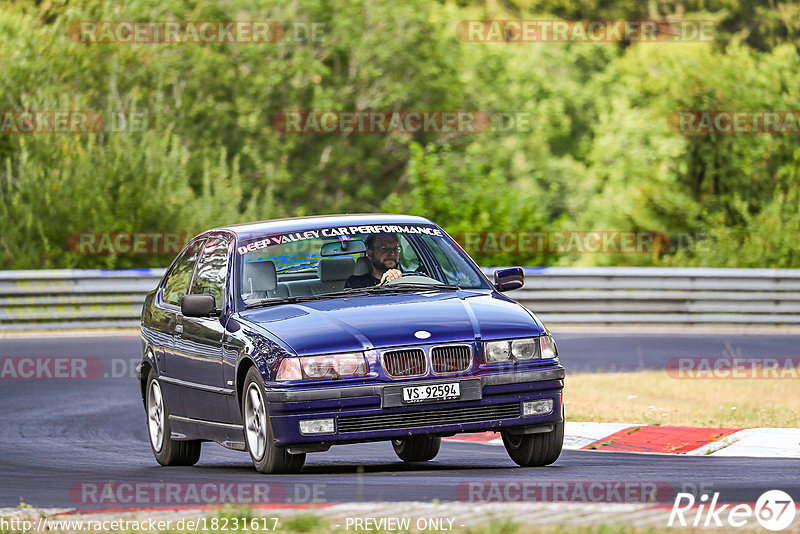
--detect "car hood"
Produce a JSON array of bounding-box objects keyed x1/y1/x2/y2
[{"x1": 237, "y1": 291, "x2": 543, "y2": 356}]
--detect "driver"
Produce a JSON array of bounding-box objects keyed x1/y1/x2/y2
[{"x1": 345, "y1": 233, "x2": 403, "y2": 288}]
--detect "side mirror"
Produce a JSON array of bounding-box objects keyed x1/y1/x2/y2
[
  {"x1": 493, "y1": 267, "x2": 524, "y2": 292},
  {"x1": 181, "y1": 294, "x2": 218, "y2": 317}
]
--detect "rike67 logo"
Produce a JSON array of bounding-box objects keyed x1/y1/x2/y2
[{"x1": 668, "y1": 490, "x2": 796, "y2": 530}]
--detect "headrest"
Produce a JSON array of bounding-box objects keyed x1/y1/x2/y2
[
  {"x1": 317, "y1": 257, "x2": 355, "y2": 282},
  {"x1": 354, "y1": 256, "x2": 372, "y2": 276},
  {"x1": 243, "y1": 260, "x2": 277, "y2": 292}
]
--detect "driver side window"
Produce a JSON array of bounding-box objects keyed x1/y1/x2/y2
[
  {"x1": 190, "y1": 237, "x2": 230, "y2": 307},
  {"x1": 163, "y1": 240, "x2": 204, "y2": 306}
]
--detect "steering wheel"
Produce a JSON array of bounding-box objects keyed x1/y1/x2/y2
[{"x1": 383, "y1": 274, "x2": 443, "y2": 286}]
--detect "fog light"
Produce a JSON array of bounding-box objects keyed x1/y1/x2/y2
[
  {"x1": 523, "y1": 399, "x2": 553, "y2": 416},
  {"x1": 299, "y1": 418, "x2": 335, "y2": 435}
]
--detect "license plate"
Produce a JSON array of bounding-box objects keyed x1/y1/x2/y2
[{"x1": 402, "y1": 382, "x2": 460, "y2": 404}]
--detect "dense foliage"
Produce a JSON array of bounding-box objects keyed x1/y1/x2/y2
[{"x1": 1, "y1": 0, "x2": 797, "y2": 269}]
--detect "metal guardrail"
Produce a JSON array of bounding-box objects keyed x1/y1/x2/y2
[
  {"x1": 1, "y1": 267, "x2": 800, "y2": 330},
  {"x1": 507, "y1": 267, "x2": 800, "y2": 324},
  {"x1": 0, "y1": 269, "x2": 165, "y2": 331}
]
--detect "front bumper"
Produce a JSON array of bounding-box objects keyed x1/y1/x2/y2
[{"x1": 266, "y1": 367, "x2": 565, "y2": 446}]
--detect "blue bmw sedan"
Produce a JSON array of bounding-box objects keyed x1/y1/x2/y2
[{"x1": 138, "y1": 214, "x2": 565, "y2": 473}]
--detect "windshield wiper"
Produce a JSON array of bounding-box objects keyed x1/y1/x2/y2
[
  {"x1": 361, "y1": 283, "x2": 461, "y2": 293},
  {"x1": 244, "y1": 288, "x2": 371, "y2": 309}
]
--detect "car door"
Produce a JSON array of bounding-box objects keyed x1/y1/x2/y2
[
  {"x1": 173, "y1": 235, "x2": 233, "y2": 423},
  {"x1": 157, "y1": 238, "x2": 205, "y2": 417}
]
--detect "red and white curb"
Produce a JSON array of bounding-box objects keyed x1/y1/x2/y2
[{"x1": 445, "y1": 422, "x2": 800, "y2": 457}]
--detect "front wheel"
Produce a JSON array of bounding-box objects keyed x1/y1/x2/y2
[
  {"x1": 146, "y1": 369, "x2": 201, "y2": 466},
  {"x1": 243, "y1": 367, "x2": 305, "y2": 474},
  {"x1": 501, "y1": 418, "x2": 564, "y2": 467},
  {"x1": 392, "y1": 436, "x2": 441, "y2": 462}
]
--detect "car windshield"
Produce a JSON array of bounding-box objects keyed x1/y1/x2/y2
[{"x1": 237, "y1": 224, "x2": 489, "y2": 306}]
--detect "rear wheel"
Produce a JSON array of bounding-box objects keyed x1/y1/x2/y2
[
  {"x1": 501, "y1": 416, "x2": 564, "y2": 467},
  {"x1": 392, "y1": 436, "x2": 441, "y2": 462},
  {"x1": 243, "y1": 367, "x2": 305, "y2": 474},
  {"x1": 146, "y1": 369, "x2": 201, "y2": 466}
]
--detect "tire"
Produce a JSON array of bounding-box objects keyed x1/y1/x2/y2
[
  {"x1": 501, "y1": 416, "x2": 564, "y2": 467},
  {"x1": 392, "y1": 436, "x2": 441, "y2": 462},
  {"x1": 242, "y1": 367, "x2": 305, "y2": 474},
  {"x1": 146, "y1": 369, "x2": 202, "y2": 466}
]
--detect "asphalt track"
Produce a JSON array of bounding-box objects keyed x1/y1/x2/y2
[{"x1": 1, "y1": 332, "x2": 799, "y2": 510}]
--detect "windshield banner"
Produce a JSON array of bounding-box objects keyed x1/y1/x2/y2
[{"x1": 237, "y1": 224, "x2": 443, "y2": 254}]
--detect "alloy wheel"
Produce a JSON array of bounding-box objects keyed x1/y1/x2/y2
[
  {"x1": 147, "y1": 380, "x2": 165, "y2": 452},
  {"x1": 244, "y1": 383, "x2": 267, "y2": 460}
]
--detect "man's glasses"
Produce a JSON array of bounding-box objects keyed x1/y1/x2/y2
[{"x1": 373, "y1": 245, "x2": 402, "y2": 254}]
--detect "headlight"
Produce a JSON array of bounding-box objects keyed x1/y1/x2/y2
[
  {"x1": 276, "y1": 352, "x2": 368, "y2": 380},
  {"x1": 484, "y1": 336, "x2": 551, "y2": 363},
  {"x1": 485, "y1": 340, "x2": 512, "y2": 362},
  {"x1": 511, "y1": 338, "x2": 538, "y2": 360}
]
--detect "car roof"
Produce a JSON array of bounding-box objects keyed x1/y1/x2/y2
[{"x1": 209, "y1": 213, "x2": 436, "y2": 241}]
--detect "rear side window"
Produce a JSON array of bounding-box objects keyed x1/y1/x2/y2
[
  {"x1": 163, "y1": 240, "x2": 204, "y2": 306},
  {"x1": 190, "y1": 237, "x2": 230, "y2": 306}
]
